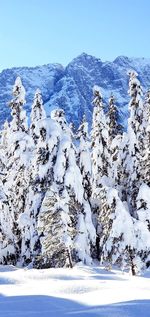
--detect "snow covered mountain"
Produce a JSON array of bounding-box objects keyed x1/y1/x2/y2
[{"x1": 1, "y1": 53, "x2": 150, "y2": 128}]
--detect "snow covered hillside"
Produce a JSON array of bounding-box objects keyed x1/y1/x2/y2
[
  {"x1": 0, "y1": 264, "x2": 150, "y2": 317},
  {"x1": 1, "y1": 53, "x2": 150, "y2": 128}
]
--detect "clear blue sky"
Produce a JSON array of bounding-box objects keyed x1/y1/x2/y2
[{"x1": 0, "y1": 0, "x2": 150, "y2": 71}]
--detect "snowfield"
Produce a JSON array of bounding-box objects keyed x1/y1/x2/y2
[{"x1": 0, "y1": 265, "x2": 150, "y2": 316}]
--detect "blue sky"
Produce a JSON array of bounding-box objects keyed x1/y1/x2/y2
[{"x1": 0, "y1": 0, "x2": 150, "y2": 71}]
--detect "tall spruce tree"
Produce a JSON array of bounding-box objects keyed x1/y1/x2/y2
[
  {"x1": 125, "y1": 71, "x2": 144, "y2": 216},
  {"x1": 91, "y1": 86, "x2": 109, "y2": 193},
  {"x1": 77, "y1": 114, "x2": 92, "y2": 199},
  {"x1": 38, "y1": 109, "x2": 95, "y2": 267},
  {"x1": 107, "y1": 94, "x2": 123, "y2": 187},
  {"x1": 2, "y1": 77, "x2": 31, "y2": 264},
  {"x1": 77, "y1": 115, "x2": 96, "y2": 257},
  {"x1": 107, "y1": 94, "x2": 122, "y2": 141},
  {"x1": 30, "y1": 89, "x2": 46, "y2": 144},
  {"x1": 91, "y1": 86, "x2": 109, "y2": 259},
  {"x1": 22, "y1": 117, "x2": 61, "y2": 266},
  {"x1": 136, "y1": 90, "x2": 150, "y2": 245}
]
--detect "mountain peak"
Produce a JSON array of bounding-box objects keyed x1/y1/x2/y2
[
  {"x1": 70, "y1": 52, "x2": 101, "y2": 63},
  {"x1": 0, "y1": 53, "x2": 150, "y2": 130},
  {"x1": 113, "y1": 56, "x2": 130, "y2": 65}
]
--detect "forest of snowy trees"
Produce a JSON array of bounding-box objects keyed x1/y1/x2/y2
[{"x1": 0, "y1": 70, "x2": 150, "y2": 275}]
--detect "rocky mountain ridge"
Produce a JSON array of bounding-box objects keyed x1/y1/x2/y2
[{"x1": 0, "y1": 53, "x2": 150, "y2": 128}]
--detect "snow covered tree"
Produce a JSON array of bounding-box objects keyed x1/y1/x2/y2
[
  {"x1": 0, "y1": 121, "x2": 10, "y2": 173},
  {"x1": 9, "y1": 77, "x2": 28, "y2": 133},
  {"x1": 38, "y1": 188, "x2": 74, "y2": 268},
  {"x1": 77, "y1": 115, "x2": 92, "y2": 199},
  {"x1": 30, "y1": 89, "x2": 46, "y2": 144},
  {"x1": 51, "y1": 109, "x2": 68, "y2": 132},
  {"x1": 21, "y1": 117, "x2": 61, "y2": 266},
  {"x1": 97, "y1": 186, "x2": 150, "y2": 275},
  {"x1": 107, "y1": 94, "x2": 122, "y2": 141},
  {"x1": 91, "y1": 85, "x2": 109, "y2": 193},
  {"x1": 106, "y1": 94, "x2": 123, "y2": 188},
  {"x1": 140, "y1": 89, "x2": 150, "y2": 185},
  {"x1": 77, "y1": 115, "x2": 96, "y2": 257},
  {"x1": 125, "y1": 71, "x2": 144, "y2": 215},
  {"x1": 2, "y1": 77, "x2": 31, "y2": 264},
  {"x1": 91, "y1": 86, "x2": 109, "y2": 259},
  {"x1": 136, "y1": 92, "x2": 150, "y2": 247},
  {"x1": 38, "y1": 109, "x2": 95, "y2": 267},
  {"x1": 0, "y1": 187, "x2": 16, "y2": 264}
]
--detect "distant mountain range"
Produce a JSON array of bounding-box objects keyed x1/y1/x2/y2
[{"x1": 1, "y1": 53, "x2": 150, "y2": 129}]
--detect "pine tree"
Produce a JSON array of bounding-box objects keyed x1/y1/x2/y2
[
  {"x1": 77, "y1": 115, "x2": 96, "y2": 259},
  {"x1": 77, "y1": 114, "x2": 92, "y2": 199},
  {"x1": 38, "y1": 188, "x2": 74, "y2": 268},
  {"x1": 98, "y1": 186, "x2": 150, "y2": 274},
  {"x1": 51, "y1": 109, "x2": 68, "y2": 131},
  {"x1": 30, "y1": 89, "x2": 46, "y2": 144},
  {"x1": 91, "y1": 86, "x2": 109, "y2": 193},
  {"x1": 38, "y1": 110, "x2": 95, "y2": 267},
  {"x1": 107, "y1": 94, "x2": 122, "y2": 141},
  {"x1": 125, "y1": 71, "x2": 144, "y2": 215},
  {"x1": 91, "y1": 86, "x2": 109, "y2": 259},
  {"x1": 136, "y1": 90, "x2": 150, "y2": 243},
  {"x1": 107, "y1": 94, "x2": 123, "y2": 187},
  {"x1": 23, "y1": 117, "x2": 60, "y2": 266},
  {"x1": 140, "y1": 89, "x2": 150, "y2": 185},
  {"x1": 3, "y1": 77, "x2": 30, "y2": 264}
]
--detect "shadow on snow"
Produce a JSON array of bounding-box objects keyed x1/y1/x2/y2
[{"x1": 0, "y1": 294, "x2": 150, "y2": 317}]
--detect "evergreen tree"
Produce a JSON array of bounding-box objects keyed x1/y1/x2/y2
[
  {"x1": 38, "y1": 188, "x2": 74, "y2": 268},
  {"x1": 140, "y1": 89, "x2": 150, "y2": 185},
  {"x1": 30, "y1": 89, "x2": 46, "y2": 144},
  {"x1": 136, "y1": 90, "x2": 150, "y2": 248},
  {"x1": 91, "y1": 86, "x2": 109, "y2": 259},
  {"x1": 107, "y1": 94, "x2": 123, "y2": 187},
  {"x1": 51, "y1": 109, "x2": 68, "y2": 132},
  {"x1": 107, "y1": 94, "x2": 122, "y2": 141},
  {"x1": 22, "y1": 117, "x2": 60, "y2": 266},
  {"x1": 77, "y1": 114, "x2": 92, "y2": 199},
  {"x1": 125, "y1": 71, "x2": 144, "y2": 215},
  {"x1": 3, "y1": 77, "x2": 30, "y2": 264},
  {"x1": 38, "y1": 109, "x2": 95, "y2": 267},
  {"x1": 91, "y1": 85, "x2": 109, "y2": 193},
  {"x1": 98, "y1": 186, "x2": 150, "y2": 274},
  {"x1": 77, "y1": 115, "x2": 96, "y2": 258}
]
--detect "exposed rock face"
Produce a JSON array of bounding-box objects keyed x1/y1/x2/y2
[{"x1": 0, "y1": 53, "x2": 150, "y2": 128}]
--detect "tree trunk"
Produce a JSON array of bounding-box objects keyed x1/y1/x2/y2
[{"x1": 67, "y1": 248, "x2": 73, "y2": 268}]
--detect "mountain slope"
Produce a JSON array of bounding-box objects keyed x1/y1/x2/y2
[
  {"x1": 0, "y1": 63, "x2": 64, "y2": 126},
  {"x1": 1, "y1": 53, "x2": 150, "y2": 128}
]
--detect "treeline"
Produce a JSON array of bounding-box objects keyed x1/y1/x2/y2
[{"x1": 0, "y1": 71, "x2": 150, "y2": 275}]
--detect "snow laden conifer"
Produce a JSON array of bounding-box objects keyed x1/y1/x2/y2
[
  {"x1": 0, "y1": 121, "x2": 16, "y2": 264},
  {"x1": 2, "y1": 77, "x2": 31, "y2": 264},
  {"x1": 136, "y1": 90, "x2": 150, "y2": 246},
  {"x1": 30, "y1": 89, "x2": 46, "y2": 144},
  {"x1": 0, "y1": 121, "x2": 10, "y2": 179},
  {"x1": 22, "y1": 117, "x2": 60, "y2": 266},
  {"x1": 38, "y1": 109, "x2": 95, "y2": 267},
  {"x1": 77, "y1": 114, "x2": 92, "y2": 200},
  {"x1": 140, "y1": 89, "x2": 150, "y2": 186},
  {"x1": 125, "y1": 71, "x2": 144, "y2": 215},
  {"x1": 107, "y1": 94, "x2": 123, "y2": 187},
  {"x1": 91, "y1": 86, "x2": 109, "y2": 192},
  {"x1": 77, "y1": 115, "x2": 96, "y2": 256},
  {"x1": 107, "y1": 94, "x2": 122, "y2": 141},
  {"x1": 99, "y1": 185, "x2": 150, "y2": 274},
  {"x1": 38, "y1": 188, "x2": 74, "y2": 268},
  {"x1": 91, "y1": 86, "x2": 109, "y2": 259}
]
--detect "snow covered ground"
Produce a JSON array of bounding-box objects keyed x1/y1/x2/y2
[{"x1": 0, "y1": 264, "x2": 150, "y2": 317}]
